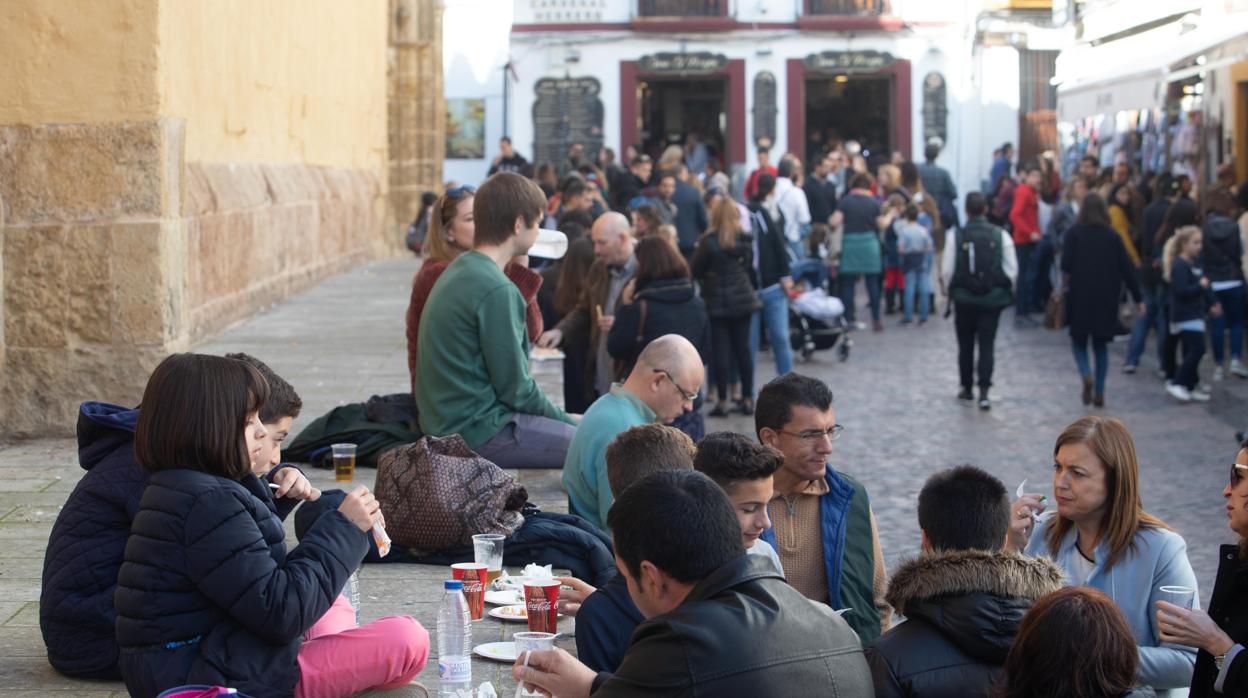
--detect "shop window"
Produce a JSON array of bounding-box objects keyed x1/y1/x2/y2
[
  {"x1": 806, "y1": 0, "x2": 890, "y2": 15},
  {"x1": 637, "y1": 0, "x2": 724, "y2": 17}
]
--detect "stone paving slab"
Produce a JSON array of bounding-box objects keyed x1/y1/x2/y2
[{"x1": 6, "y1": 257, "x2": 1248, "y2": 694}]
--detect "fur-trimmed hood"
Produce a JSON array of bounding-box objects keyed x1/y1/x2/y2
[{"x1": 883, "y1": 549, "x2": 1066, "y2": 664}]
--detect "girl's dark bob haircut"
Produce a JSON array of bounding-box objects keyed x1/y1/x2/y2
[{"x1": 134, "y1": 353, "x2": 269, "y2": 480}]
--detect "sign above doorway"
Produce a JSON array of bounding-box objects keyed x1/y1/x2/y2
[
  {"x1": 803, "y1": 50, "x2": 896, "y2": 74},
  {"x1": 639, "y1": 52, "x2": 728, "y2": 75}
]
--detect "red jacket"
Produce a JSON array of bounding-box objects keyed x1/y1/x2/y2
[
  {"x1": 1009, "y1": 183, "x2": 1040, "y2": 245},
  {"x1": 744, "y1": 165, "x2": 778, "y2": 201},
  {"x1": 406, "y1": 259, "x2": 543, "y2": 393}
]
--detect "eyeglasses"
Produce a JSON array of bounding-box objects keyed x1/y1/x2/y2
[
  {"x1": 777, "y1": 425, "x2": 845, "y2": 443},
  {"x1": 1232, "y1": 463, "x2": 1248, "y2": 486},
  {"x1": 654, "y1": 369, "x2": 698, "y2": 402},
  {"x1": 445, "y1": 185, "x2": 476, "y2": 199}
]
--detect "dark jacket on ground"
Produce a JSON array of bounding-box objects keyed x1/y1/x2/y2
[
  {"x1": 671, "y1": 180, "x2": 708, "y2": 256},
  {"x1": 40, "y1": 402, "x2": 143, "y2": 679},
  {"x1": 589, "y1": 554, "x2": 873, "y2": 696},
  {"x1": 1062, "y1": 223, "x2": 1142, "y2": 340},
  {"x1": 746, "y1": 203, "x2": 794, "y2": 289},
  {"x1": 1170, "y1": 257, "x2": 1217, "y2": 325},
  {"x1": 576, "y1": 573, "x2": 643, "y2": 674},
  {"x1": 1190, "y1": 544, "x2": 1248, "y2": 697},
  {"x1": 1202, "y1": 213, "x2": 1243, "y2": 284},
  {"x1": 606, "y1": 277, "x2": 710, "y2": 370},
  {"x1": 865, "y1": 549, "x2": 1065, "y2": 698},
  {"x1": 691, "y1": 232, "x2": 762, "y2": 319},
  {"x1": 115, "y1": 469, "x2": 368, "y2": 698}
]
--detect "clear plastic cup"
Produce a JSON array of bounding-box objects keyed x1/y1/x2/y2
[
  {"x1": 473, "y1": 533, "x2": 505, "y2": 588},
  {"x1": 331, "y1": 443, "x2": 356, "y2": 483},
  {"x1": 514, "y1": 631, "x2": 557, "y2": 697},
  {"x1": 1159, "y1": 585, "x2": 1196, "y2": 609}
]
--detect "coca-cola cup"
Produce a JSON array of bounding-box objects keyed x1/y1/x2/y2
[
  {"x1": 451, "y1": 563, "x2": 488, "y2": 620},
  {"x1": 523, "y1": 578, "x2": 560, "y2": 633}
]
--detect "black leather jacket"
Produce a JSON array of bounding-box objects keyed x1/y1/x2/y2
[
  {"x1": 591, "y1": 554, "x2": 873, "y2": 697},
  {"x1": 1190, "y1": 545, "x2": 1248, "y2": 697}
]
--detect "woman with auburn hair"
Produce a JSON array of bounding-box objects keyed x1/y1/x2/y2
[
  {"x1": 997, "y1": 587, "x2": 1147, "y2": 698},
  {"x1": 1155, "y1": 440, "x2": 1248, "y2": 696},
  {"x1": 1011, "y1": 416, "x2": 1198, "y2": 696},
  {"x1": 691, "y1": 197, "x2": 762, "y2": 416}
]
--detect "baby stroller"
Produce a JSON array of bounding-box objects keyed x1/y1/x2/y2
[{"x1": 789, "y1": 289, "x2": 852, "y2": 362}]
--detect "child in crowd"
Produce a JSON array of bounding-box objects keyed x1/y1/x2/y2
[
  {"x1": 881, "y1": 194, "x2": 907, "y2": 315},
  {"x1": 112, "y1": 353, "x2": 428, "y2": 697},
  {"x1": 558, "y1": 424, "x2": 696, "y2": 674},
  {"x1": 693, "y1": 431, "x2": 785, "y2": 574},
  {"x1": 1165, "y1": 226, "x2": 1223, "y2": 402},
  {"x1": 896, "y1": 203, "x2": 935, "y2": 324},
  {"x1": 40, "y1": 353, "x2": 319, "y2": 681}
]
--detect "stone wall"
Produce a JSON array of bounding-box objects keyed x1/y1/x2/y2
[{"x1": 388, "y1": 0, "x2": 445, "y2": 248}]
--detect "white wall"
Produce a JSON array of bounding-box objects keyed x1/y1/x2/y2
[{"x1": 444, "y1": 0, "x2": 514, "y2": 187}]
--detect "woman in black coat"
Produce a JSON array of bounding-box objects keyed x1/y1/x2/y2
[
  {"x1": 692, "y1": 198, "x2": 762, "y2": 415},
  {"x1": 113, "y1": 354, "x2": 427, "y2": 698},
  {"x1": 1157, "y1": 440, "x2": 1248, "y2": 696},
  {"x1": 1061, "y1": 193, "x2": 1142, "y2": 408}
]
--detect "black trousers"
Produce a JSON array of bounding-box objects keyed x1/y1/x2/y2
[
  {"x1": 955, "y1": 303, "x2": 1003, "y2": 390},
  {"x1": 711, "y1": 315, "x2": 754, "y2": 398}
]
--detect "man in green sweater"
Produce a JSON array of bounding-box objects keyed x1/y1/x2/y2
[
  {"x1": 415, "y1": 172, "x2": 578, "y2": 468},
  {"x1": 563, "y1": 334, "x2": 703, "y2": 529}
]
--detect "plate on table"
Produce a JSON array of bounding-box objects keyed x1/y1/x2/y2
[
  {"x1": 473, "y1": 641, "x2": 518, "y2": 663},
  {"x1": 531, "y1": 347, "x2": 565, "y2": 361},
  {"x1": 485, "y1": 589, "x2": 524, "y2": 606},
  {"x1": 489, "y1": 604, "x2": 529, "y2": 622}
]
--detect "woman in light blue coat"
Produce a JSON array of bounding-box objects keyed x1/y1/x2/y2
[{"x1": 1012, "y1": 415, "x2": 1197, "y2": 696}]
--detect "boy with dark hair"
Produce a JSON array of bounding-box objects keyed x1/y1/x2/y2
[
  {"x1": 40, "y1": 353, "x2": 317, "y2": 680},
  {"x1": 416, "y1": 172, "x2": 577, "y2": 468},
  {"x1": 865, "y1": 465, "x2": 1063, "y2": 697},
  {"x1": 694, "y1": 432, "x2": 784, "y2": 573},
  {"x1": 515, "y1": 470, "x2": 872, "y2": 697}
]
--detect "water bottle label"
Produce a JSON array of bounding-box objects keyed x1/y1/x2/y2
[{"x1": 438, "y1": 656, "x2": 470, "y2": 682}]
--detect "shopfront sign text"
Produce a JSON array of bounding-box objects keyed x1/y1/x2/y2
[
  {"x1": 804, "y1": 50, "x2": 895, "y2": 74},
  {"x1": 639, "y1": 52, "x2": 728, "y2": 75}
]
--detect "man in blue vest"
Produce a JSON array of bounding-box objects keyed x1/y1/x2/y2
[{"x1": 755, "y1": 372, "x2": 891, "y2": 644}]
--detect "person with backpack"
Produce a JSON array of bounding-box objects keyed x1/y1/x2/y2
[{"x1": 942, "y1": 192, "x2": 1017, "y2": 410}]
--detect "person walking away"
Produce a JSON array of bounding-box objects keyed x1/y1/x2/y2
[
  {"x1": 670, "y1": 164, "x2": 708, "y2": 260},
  {"x1": 896, "y1": 204, "x2": 935, "y2": 325},
  {"x1": 1155, "y1": 439, "x2": 1248, "y2": 696},
  {"x1": 775, "y1": 156, "x2": 813, "y2": 262},
  {"x1": 1166, "y1": 225, "x2": 1222, "y2": 402},
  {"x1": 944, "y1": 193, "x2": 1016, "y2": 410},
  {"x1": 746, "y1": 173, "x2": 796, "y2": 378},
  {"x1": 990, "y1": 143, "x2": 1014, "y2": 198},
  {"x1": 1202, "y1": 191, "x2": 1246, "y2": 380},
  {"x1": 1011, "y1": 416, "x2": 1199, "y2": 697},
  {"x1": 692, "y1": 198, "x2": 762, "y2": 416},
  {"x1": 1125, "y1": 174, "x2": 1174, "y2": 374},
  {"x1": 1061, "y1": 193, "x2": 1143, "y2": 408},
  {"x1": 918, "y1": 139, "x2": 959, "y2": 239},
  {"x1": 832, "y1": 172, "x2": 887, "y2": 331},
  {"x1": 1010, "y1": 164, "x2": 1044, "y2": 327}
]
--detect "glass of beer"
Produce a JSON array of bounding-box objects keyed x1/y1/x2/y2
[
  {"x1": 451, "y1": 563, "x2": 488, "y2": 620},
  {"x1": 472, "y1": 533, "x2": 505, "y2": 587},
  {"x1": 331, "y1": 443, "x2": 356, "y2": 483}
]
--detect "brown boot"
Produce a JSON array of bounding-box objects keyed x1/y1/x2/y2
[
  {"x1": 1081, "y1": 377, "x2": 1093, "y2": 405},
  {"x1": 1093, "y1": 394, "x2": 1105, "y2": 408}
]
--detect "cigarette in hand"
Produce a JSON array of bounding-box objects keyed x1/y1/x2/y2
[{"x1": 372, "y1": 521, "x2": 392, "y2": 558}]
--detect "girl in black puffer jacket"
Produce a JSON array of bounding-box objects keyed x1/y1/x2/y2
[
  {"x1": 1202, "y1": 197, "x2": 1246, "y2": 378},
  {"x1": 114, "y1": 354, "x2": 427, "y2": 698},
  {"x1": 692, "y1": 198, "x2": 762, "y2": 415}
]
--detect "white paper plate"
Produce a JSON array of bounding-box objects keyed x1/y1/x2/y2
[
  {"x1": 473, "y1": 641, "x2": 518, "y2": 663},
  {"x1": 488, "y1": 604, "x2": 529, "y2": 622},
  {"x1": 485, "y1": 590, "x2": 524, "y2": 606}
]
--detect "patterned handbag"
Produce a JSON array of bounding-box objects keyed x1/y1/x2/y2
[{"x1": 373, "y1": 434, "x2": 527, "y2": 554}]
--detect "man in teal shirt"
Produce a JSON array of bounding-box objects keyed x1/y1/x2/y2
[
  {"x1": 563, "y1": 334, "x2": 704, "y2": 528},
  {"x1": 416, "y1": 172, "x2": 578, "y2": 468}
]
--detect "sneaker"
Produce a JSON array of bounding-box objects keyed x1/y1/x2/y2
[
  {"x1": 1197, "y1": 383, "x2": 1213, "y2": 396},
  {"x1": 1215, "y1": 366, "x2": 1225, "y2": 381},
  {"x1": 1232, "y1": 359, "x2": 1248, "y2": 378},
  {"x1": 979, "y1": 397, "x2": 991, "y2": 411},
  {"x1": 1191, "y1": 389, "x2": 1212, "y2": 402},
  {"x1": 1166, "y1": 383, "x2": 1192, "y2": 402},
  {"x1": 958, "y1": 388, "x2": 974, "y2": 401},
  {"x1": 1122, "y1": 364, "x2": 1137, "y2": 374}
]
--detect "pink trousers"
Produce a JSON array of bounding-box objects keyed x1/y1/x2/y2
[{"x1": 295, "y1": 594, "x2": 429, "y2": 698}]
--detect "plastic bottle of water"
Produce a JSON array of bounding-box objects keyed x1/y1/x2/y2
[{"x1": 437, "y1": 579, "x2": 472, "y2": 697}]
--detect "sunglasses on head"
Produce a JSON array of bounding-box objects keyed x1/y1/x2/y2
[
  {"x1": 445, "y1": 185, "x2": 475, "y2": 199},
  {"x1": 1233, "y1": 463, "x2": 1248, "y2": 485}
]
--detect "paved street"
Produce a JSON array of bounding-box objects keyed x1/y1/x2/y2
[{"x1": 2, "y1": 256, "x2": 1246, "y2": 694}]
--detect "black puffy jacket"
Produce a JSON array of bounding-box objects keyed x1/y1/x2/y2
[
  {"x1": 591, "y1": 554, "x2": 872, "y2": 696},
  {"x1": 606, "y1": 277, "x2": 710, "y2": 368},
  {"x1": 1202, "y1": 213, "x2": 1244, "y2": 284},
  {"x1": 691, "y1": 232, "x2": 762, "y2": 319},
  {"x1": 865, "y1": 550, "x2": 1064, "y2": 698},
  {"x1": 115, "y1": 469, "x2": 368, "y2": 698}
]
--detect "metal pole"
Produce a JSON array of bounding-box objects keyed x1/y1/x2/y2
[{"x1": 502, "y1": 61, "x2": 511, "y2": 139}]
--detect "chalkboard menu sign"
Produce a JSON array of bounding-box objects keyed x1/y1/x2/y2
[
  {"x1": 639, "y1": 52, "x2": 728, "y2": 76},
  {"x1": 922, "y1": 72, "x2": 947, "y2": 145},
  {"x1": 752, "y1": 71, "x2": 777, "y2": 149},
  {"x1": 804, "y1": 50, "x2": 895, "y2": 74},
  {"x1": 532, "y1": 77, "x2": 605, "y2": 167}
]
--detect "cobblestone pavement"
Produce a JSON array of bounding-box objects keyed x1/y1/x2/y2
[{"x1": 3, "y1": 256, "x2": 1246, "y2": 694}]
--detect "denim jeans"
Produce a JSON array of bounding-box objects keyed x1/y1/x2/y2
[
  {"x1": 839, "y1": 273, "x2": 882, "y2": 323},
  {"x1": 1125, "y1": 285, "x2": 1166, "y2": 368},
  {"x1": 750, "y1": 284, "x2": 794, "y2": 376},
  {"x1": 902, "y1": 256, "x2": 933, "y2": 323},
  {"x1": 1210, "y1": 285, "x2": 1245, "y2": 365},
  {"x1": 1015, "y1": 242, "x2": 1037, "y2": 318},
  {"x1": 1071, "y1": 335, "x2": 1109, "y2": 396},
  {"x1": 790, "y1": 258, "x2": 828, "y2": 290}
]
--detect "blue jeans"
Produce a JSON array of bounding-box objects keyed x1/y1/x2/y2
[
  {"x1": 1015, "y1": 242, "x2": 1036, "y2": 318},
  {"x1": 790, "y1": 258, "x2": 828, "y2": 290},
  {"x1": 750, "y1": 284, "x2": 793, "y2": 376},
  {"x1": 902, "y1": 257, "x2": 933, "y2": 323},
  {"x1": 1071, "y1": 335, "x2": 1109, "y2": 396},
  {"x1": 839, "y1": 273, "x2": 882, "y2": 323},
  {"x1": 1125, "y1": 285, "x2": 1166, "y2": 367},
  {"x1": 1210, "y1": 285, "x2": 1245, "y2": 365}
]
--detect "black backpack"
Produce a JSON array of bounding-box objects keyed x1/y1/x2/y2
[{"x1": 950, "y1": 225, "x2": 1012, "y2": 307}]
